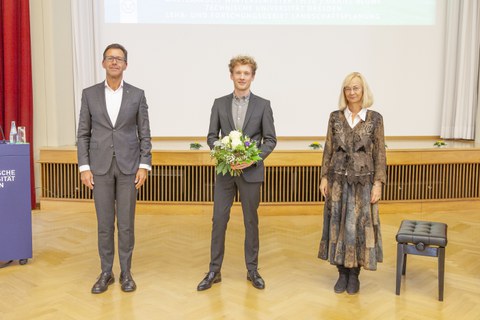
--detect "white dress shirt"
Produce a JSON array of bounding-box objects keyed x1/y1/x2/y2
[{"x1": 105, "y1": 80, "x2": 123, "y2": 126}]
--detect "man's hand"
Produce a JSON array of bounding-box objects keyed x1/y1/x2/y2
[
  {"x1": 319, "y1": 177, "x2": 328, "y2": 198},
  {"x1": 231, "y1": 161, "x2": 254, "y2": 170},
  {"x1": 80, "y1": 170, "x2": 94, "y2": 190},
  {"x1": 135, "y1": 168, "x2": 148, "y2": 189}
]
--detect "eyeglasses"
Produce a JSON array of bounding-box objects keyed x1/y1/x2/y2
[
  {"x1": 104, "y1": 56, "x2": 126, "y2": 63},
  {"x1": 344, "y1": 86, "x2": 362, "y2": 93}
]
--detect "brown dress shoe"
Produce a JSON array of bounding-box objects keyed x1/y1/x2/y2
[
  {"x1": 91, "y1": 272, "x2": 114, "y2": 294},
  {"x1": 120, "y1": 271, "x2": 137, "y2": 292},
  {"x1": 197, "y1": 271, "x2": 221, "y2": 291},
  {"x1": 247, "y1": 270, "x2": 265, "y2": 289}
]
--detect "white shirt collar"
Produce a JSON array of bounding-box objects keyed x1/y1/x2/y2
[
  {"x1": 344, "y1": 107, "x2": 367, "y2": 128},
  {"x1": 104, "y1": 79, "x2": 124, "y2": 92}
]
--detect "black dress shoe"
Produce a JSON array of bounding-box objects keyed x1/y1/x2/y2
[
  {"x1": 197, "y1": 271, "x2": 221, "y2": 291},
  {"x1": 91, "y1": 272, "x2": 114, "y2": 294},
  {"x1": 120, "y1": 271, "x2": 137, "y2": 292},
  {"x1": 247, "y1": 270, "x2": 265, "y2": 289}
]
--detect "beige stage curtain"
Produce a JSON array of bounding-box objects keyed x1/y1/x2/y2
[
  {"x1": 441, "y1": 0, "x2": 480, "y2": 140},
  {"x1": 70, "y1": 0, "x2": 102, "y2": 137}
]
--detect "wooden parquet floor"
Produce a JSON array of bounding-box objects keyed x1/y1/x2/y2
[{"x1": 1, "y1": 207, "x2": 480, "y2": 320}]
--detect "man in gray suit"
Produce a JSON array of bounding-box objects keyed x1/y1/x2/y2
[
  {"x1": 197, "y1": 55, "x2": 277, "y2": 291},
  {"x1": 77, "y1": 43, "x2": 152, "y2": 294}
]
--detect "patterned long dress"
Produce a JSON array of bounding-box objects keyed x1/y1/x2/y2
[{"x1": 318, "y1": 109, "x2": 387, "y2": 271}]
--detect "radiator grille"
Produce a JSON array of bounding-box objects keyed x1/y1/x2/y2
[{"x1": 41, "y1": 163, "x2": 480, "y2": 202}]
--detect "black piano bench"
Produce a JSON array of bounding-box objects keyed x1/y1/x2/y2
[{"x1": 395, "y1": 220, "x2": 448, "y2": 301}]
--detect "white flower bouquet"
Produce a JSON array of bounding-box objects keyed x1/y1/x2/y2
[{"x1": 211, "y1": 130, "x2": 263, "y2": 176}]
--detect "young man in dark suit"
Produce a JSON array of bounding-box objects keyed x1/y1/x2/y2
[{"x1": 197, "y1": 55, "x2": 277, "y2": 291}]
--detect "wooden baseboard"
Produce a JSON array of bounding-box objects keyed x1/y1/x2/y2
[{"x1": 39, "y1": 199, "x2": 480, "y2": 215}]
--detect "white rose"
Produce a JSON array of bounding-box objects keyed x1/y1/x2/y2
[
  {"x1": 221, "y1": 136, "x2": 230, "y2": 144},
  {"x1": 229, "y1": 130, "x2": 242, "y2": 140},
  {"x1": 231, "y1": 138, "x2": 242, "y2": 148}
]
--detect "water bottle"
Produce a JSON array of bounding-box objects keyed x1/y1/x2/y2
[{"x1": 9, "y1": 121, "x2": 17, "y2": 144}]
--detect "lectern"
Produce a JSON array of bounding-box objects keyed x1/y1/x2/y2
[{"x1": 0, "y1": 143, "x2": 32, "y2": 264}]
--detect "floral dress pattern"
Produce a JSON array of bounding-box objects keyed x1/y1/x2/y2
[{"x1": 318, "y1": 109, "x2": 387, "y2": 270}]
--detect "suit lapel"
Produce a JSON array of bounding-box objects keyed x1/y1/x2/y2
[
  {"x1": 97, "y1": 82, "x2": 113, "y2": 128},
  {"x1": 242, "y1": 93, "x2": 256, "y2": 132},
  {"x1": 115, "y1": 82, "x2": 130, "y2": 127},
  {"x1": 225, "y1": 93, "x2": 236, "y2": 131}
]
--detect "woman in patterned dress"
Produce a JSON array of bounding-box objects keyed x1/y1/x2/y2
[{"x1": 318, "y1": 72, "x2": 387, "y2": 295}]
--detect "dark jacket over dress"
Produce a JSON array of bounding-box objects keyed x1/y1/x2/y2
[{"x1": 318, "y1": 109, "x2": 387, "y2": 270}]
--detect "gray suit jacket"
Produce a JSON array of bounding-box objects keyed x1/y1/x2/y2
[
  {"x1": 77, "y1": 81, "x2": 152, "y2": 175},
  {"x1": 207, "y1": 93, "x2": 277, "y2": 182}
]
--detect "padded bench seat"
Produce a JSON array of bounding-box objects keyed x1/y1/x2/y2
[{"x1": 395, "y1": 220, "x2": 448, "y2": 301}]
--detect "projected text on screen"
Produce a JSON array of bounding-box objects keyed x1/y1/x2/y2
[{"x1": 105, "y1": 0, "x2": 436, "y2": 25}]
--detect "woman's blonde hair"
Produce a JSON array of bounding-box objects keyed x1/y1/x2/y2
[{"x1": 338, "y1": 72, "x2": 374, "y2": 109}]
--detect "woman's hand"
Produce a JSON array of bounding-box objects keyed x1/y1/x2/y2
[
  {"x1": 320, "y1": 177, "x2": 329, "y2": 198},
  {"x1": 371, "y1": 182, "x2": 382, "y2": 203}
]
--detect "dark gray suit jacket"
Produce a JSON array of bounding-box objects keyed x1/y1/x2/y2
[
  {"x1": 77, "y1": 81, "x2": 152, "y2": 175},
  {"x1": 207, "y1": 93, "x2": 277, "y2": 182}
]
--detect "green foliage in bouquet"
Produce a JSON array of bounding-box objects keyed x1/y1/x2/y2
[{"x1": 211, "y1": 130, "x2": 263, "y2": 176}]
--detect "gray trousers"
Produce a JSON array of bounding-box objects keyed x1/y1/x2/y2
[
  {"x1": 92, "y1": 157, "x2": 137, "y2": 273},
  {"x1": 209, "y1": 174, "x2": 261, "y2": 272}
]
